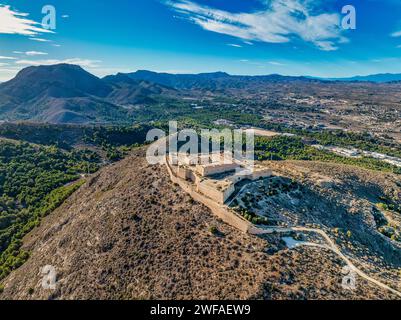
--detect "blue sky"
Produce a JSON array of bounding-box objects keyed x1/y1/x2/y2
[{"x1": 1, "y1": 0, "x2": 401, "y2": 81}]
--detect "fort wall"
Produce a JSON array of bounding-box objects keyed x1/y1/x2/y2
[{"x1": 165, "y1": 159, "x2": 254, "y2": 234}]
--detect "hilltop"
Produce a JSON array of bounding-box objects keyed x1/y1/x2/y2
[
  {"x1": 1, "y1": 64, "x2": 401, "y2": 136},
  {"x1": 0, "y1": 64, "x2": 175, "y2": 124},
  {"x1": 0, "y1": 149, "x2": 399, "y2": 300}
]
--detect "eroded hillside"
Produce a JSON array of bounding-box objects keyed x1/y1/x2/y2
[{"x1": 0, "y1": 150, "x2": 399, "y2": 300}]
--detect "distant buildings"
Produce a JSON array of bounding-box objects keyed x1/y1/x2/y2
[
  {"x1": 312, "y1": 144, "x2": 401, "y2": 167},
  {"x1": 312, "y1": 144, "x2": 360, "y2": 158},
  {"x1": 362, "y1": 151, "x2": 401, "y2": 168},
  {"x1": 213, "y1": 119, "x2": 234, "y2": 126}
]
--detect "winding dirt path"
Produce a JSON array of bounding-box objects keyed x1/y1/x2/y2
[
  {"x1": 255, "y1": 226, "x2": 401, "y2": 298},
  {"x1": 155, "y1": 137, "x2": 401, "y2": 299}
]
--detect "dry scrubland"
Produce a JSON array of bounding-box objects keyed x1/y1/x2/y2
[{"x1": 0, "y1": 149, "x2": 399, "y2": 300}]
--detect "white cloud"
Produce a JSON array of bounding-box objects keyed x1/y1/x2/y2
[
  {"x1": 0, "y1": 5, "x2": 53, "y2": 36},
  {"x1": 268, "y1": 61, "x2": 285, "y2": 66},
  {"x1": 29, "y1": 37, "x2": 51, "y2": 42},
  {"x1": 227, "y1": 43, "x2": 242, "y2": 48},
  {"x1": 166, "y1": 0, "x2": 345, "y2": 51},
  {"x1": 25, "y1": 51, "x2": 48, "y2": 56},
  {"x1": 0, "y1": 62, "x2": 9, "y2": 67},
  {"x1": 391, "y1": 30, "x2": 401, "y2": 37},
  {"x1": 15, "y1": 58, "x2": 102, "y2": 68},
  {"x1": 0, "y1": 56, "x2": 16, "y2": 60}
]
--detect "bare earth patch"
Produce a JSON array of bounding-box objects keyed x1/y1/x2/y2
[{"x1": 0, "y1": 151, "x2": 398, "y2": 300}]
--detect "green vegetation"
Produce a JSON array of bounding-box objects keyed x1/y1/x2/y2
[
  {"x1": 83, "y1": 125, "x2": 152, "y2": 161},
  {"x1": 377, "y1": 201, "x2": 401, "y2": 215},
  {"x1": 258, "y1": 122, "x2": 401, "y2": 159},
  {"x1": 0, "y1": 140, "x2": 99, "y2": 281},
  {"x1": 302, "y1": 130, "x2": 401, "y2": 159},
  {"x1": 209, "y1": 226, "x2": 219, "y2": 235},
  {"x1": 128, "y1": 103, "x2": 401, "y2": 173},
  {"x1": 375, "y1": 202, "x2": 401, "y2": 242},
  {"x1": 235, "y1": 206, "x2": 269, "y2": 226},
  {"x1": 0, "y1": 116, "x2": 398, "y2": 282},
  {"x1": 233, "y1": 178, "x2": 297, "y2": 226},
  {"x1": 0, "y1": 180, "x2": 85, "y2": 281},
  {"x1": 254, "y1": 136, "x2": 401, "y2": 174},
  {"x1": 372, "y1": 208, "x2": 387, "y2": 228},
  {"x1": 0, "y1": 123, "x2": 155, "y2": 281},
  {"x1": 0, "y1": 123, "x2": 152, "y2": 161},
  {"x1": 124, "y1": 98, "x2": 261, "y2": 128},
  {"x1": 378, "y1": 225, "x2": 400, "y2": 242}
]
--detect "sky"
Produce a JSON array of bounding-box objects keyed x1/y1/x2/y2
[{"x1": 1, "y1": 0, "x2": 401, "y2": 81}]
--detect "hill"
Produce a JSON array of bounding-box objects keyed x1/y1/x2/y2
[
  {"x1": 0, "y1": 64, "x2": 175, "y2": 124},
  {"x1": 125, "y1": 70, "x2": 318, "y2": 90},
  {"x1": 0, "y1": 64, "x2": 121, "y2": 124},
  {"x1": 0, "y1": 149, "x2": 399, "y2": 300},
  {"x1": 328, "y1": 73, "x2": 401, "y2": 83},
  {"x1": 103, "y1": 73, "x2": 174, "y2": 105}
]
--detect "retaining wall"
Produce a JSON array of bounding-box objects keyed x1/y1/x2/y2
[{"x1": 165, "y1": 159, "x2": 256, "y2": 234}]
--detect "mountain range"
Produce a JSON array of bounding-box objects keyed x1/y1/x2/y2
[
  {"x1": 1, "y1": 63, "x2": 401, "y2": 124},
  {"x1": 0, "y1": 64, "x2": 173, "y2": 124},
  {"x1": 125, "y1": 70, "x2": 401, "y2": 87},
  {"x1": 327, "y1": 73, "x2": 401, "y2": 83},
  {"x1": 124, "y1": 70, "x2": 317, "y2": 90}
]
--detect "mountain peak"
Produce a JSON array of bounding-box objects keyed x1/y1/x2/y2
[
  {"x1": 2, "y1": 63, "x2": 112, "y2": 99},
  {"x1": 328, "y1": 73, "x2": 401, "y2": 83},
  {"x1": 196, "y1": 71, "x2": 230, "y2": 78},
  {"x1": 15, "y1": 63, "x2": 85, "y2": 78}
]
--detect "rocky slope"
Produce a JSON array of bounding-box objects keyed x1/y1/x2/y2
[
  {"x1": 0, "y1": 150, "x2": 398, "y2": 300},
  {"x1": 0, "y1": 64, "x2": 175, "y2": 124}
]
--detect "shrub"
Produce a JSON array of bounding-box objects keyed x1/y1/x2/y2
[
  {"x1": 209, "y1": 226, "x2": 218, "y2": 235},
  {"x1": 377, "y1": 203, "x2": 388, "y2": 211}
]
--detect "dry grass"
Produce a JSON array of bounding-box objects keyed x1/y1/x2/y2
[{"x1": 0, "y1": 150, "x2": 398, "y2": 300}]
